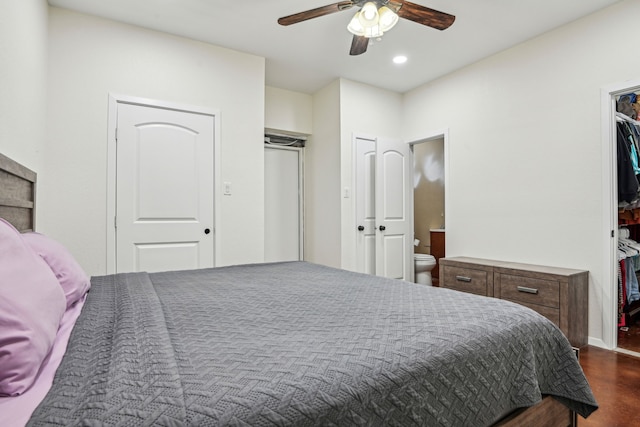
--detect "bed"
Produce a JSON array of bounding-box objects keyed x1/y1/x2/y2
[{"x1": 0, "y1": 153, "x2": 597, "y2": 426}]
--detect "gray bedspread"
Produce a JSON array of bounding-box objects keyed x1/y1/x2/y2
[{"x1": 28, "y1": 261, "x2": 597, "y2": 426}]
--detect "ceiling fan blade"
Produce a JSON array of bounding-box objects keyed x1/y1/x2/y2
[
  {"x1": 278, "y1": 1, "x2": 355, "y2": 26},
  {"x1": 391, "y1": 0, "x2": 455, "y2": 30},
  {"x1": 349, "y1": 35, "x2": 369, "y2": 56}
]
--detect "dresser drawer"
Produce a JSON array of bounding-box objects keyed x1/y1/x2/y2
[
  {"x1": 510, "y1": 300, "x2": 561, "y2": 327},
  {"x1": 441, "y1": 266, "x2": 489, "y2": 296},
  {"x1": 497, "y1": 274, "x2": 560, "y2": 308}
]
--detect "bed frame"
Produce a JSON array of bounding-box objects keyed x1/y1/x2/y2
[
  {"x1": 0, "y1": 152, "x2": 36, "y2": 232},
  {"x1": 495, "y1": 396, "x2": 575, "y2": 427},
  {"x1": 0, "y1": 152, "x2": 577, "y2": 426}
]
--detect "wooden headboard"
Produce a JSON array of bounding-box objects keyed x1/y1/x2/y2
[{"x1": 0, "y1": 153, "x2": 37, "y2": 232}]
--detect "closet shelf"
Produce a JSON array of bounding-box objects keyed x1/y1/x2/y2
[{"x1": 619, "y1": 208, "x2": 640, "y2": 225}]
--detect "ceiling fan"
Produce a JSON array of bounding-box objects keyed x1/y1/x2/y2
[{"x1": 278, "y1": 1, "x2": 455, "y2": 56}]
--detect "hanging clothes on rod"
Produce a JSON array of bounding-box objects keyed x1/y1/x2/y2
[
  {"x1": 616, "y1": 111, "x2": 640, "y2": 125},
  {"x1": 616, "y1": 110, "x2": 640, "y2": 206},
  {"x1": 617, "y1": 121, "x2": 640, "y2": 205},
  {"x1": 618, "y1": 227, "x2": 640, "y2": 327}
]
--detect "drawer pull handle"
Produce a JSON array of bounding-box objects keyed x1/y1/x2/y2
[
  {"x1": 517, "y1": 286, "x2": 539, "y2": 295},
  {"x1": 455, "y1": 275, "x2": 472, "y2": 283}
]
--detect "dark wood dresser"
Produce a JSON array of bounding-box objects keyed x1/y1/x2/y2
[
  {"x1": 439, "y1": 257, "x2": 589, "y2": 348},
  {"x1": 429, "y1": 229, "x2": 445, "y2": 285}
]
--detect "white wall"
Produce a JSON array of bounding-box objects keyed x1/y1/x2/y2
[
  {"x1": 306, "y1": 80, "x2": 341, "y2": 267},
  {"x1": 45, "y1": 8, "x2": 265, "y2": 275},
  {"x1": 305, "y1": 78, "x2": 403, "y2": 270},
  {"x1": 402, "y1": 0, "x2": 640, "y2": 345},
  {"x1": 339, "y1": 79, "x2": 403, "y2": 271},
  {"x1": 0, "y1": 0, "x2": 48, "y2": 176},
  {"x1": 265, "y1": 86, "x2": 312, "y2": 135}
]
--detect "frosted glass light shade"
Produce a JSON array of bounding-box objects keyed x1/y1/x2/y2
[
  {"x1": 378, "y1": 6, "x2": 399, "y2": 32},
  {"x1": 347, "y1": 12, "x2": 365, "y2": 36},
  {"x1": 359, "y1": 2, "x2": 379, "y2": 26}
]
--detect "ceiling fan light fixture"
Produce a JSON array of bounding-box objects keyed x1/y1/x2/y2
[
  {"x1": 378, "y1": 6, "x2": 399, "y2": 32},
  {"x1": 349, "y1": 2, "x2": 391, "y2": 38}
]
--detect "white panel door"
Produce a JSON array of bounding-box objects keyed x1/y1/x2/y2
[
  {"x1": 116, "y1": 103, "x2": 215, "y2": 273},
  {"x1": 355, "y1": 137, "x2": 377, "y2": 275},
  {"x1": 264, "y1": 146, "x2": 302, "y2": 262},
  {"x1": 355, "y1": 136, "x2": 411, "y2": 280},
  {"x1": 376, "y1": 137, "x2": 411, "y2": 280}
]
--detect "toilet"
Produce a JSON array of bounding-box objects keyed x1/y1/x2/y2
[{"x1": 414, "y1": 253, "x2": 436, "y2": 286}]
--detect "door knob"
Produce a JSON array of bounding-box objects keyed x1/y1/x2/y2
[
  {"x1": 358, "y1": 225, "x2": 365, "y2": 231},
  {"x1": 379, "y1": 225, "x2": 386, "y2": 231},
  {"x1": 204, "y1": 228, "x2": 211, "y2": 235}
]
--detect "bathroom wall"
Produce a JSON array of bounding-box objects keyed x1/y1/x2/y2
[{"x1": 413, "y1": 138, "x2": 445, "y2": 254}]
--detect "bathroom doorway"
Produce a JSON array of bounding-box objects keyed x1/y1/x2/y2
[{"x1": 412, "y1": 137, "x2": 445, "y2": 285}]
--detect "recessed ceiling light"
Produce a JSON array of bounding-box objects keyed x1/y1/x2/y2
[{"x1": 393, "y1": 55, "x2": 407, "y2": 64}]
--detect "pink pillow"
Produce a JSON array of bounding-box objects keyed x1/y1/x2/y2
[
  {"x1": 22, "y1": 232, "x2": 90, "y2": 309},
  {"x1": 0, "y1": 219, "x2": 66, "y2": 396}
]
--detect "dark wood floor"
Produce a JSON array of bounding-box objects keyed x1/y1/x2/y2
[{"x1": 578, "y1": 346, "x2": 640, "y2": 426}]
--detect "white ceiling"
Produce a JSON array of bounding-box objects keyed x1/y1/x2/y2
[{"x1": 47, "y1": 0, "x2": 621, "y2": 94}]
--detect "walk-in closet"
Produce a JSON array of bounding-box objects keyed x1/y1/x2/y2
[{"x1": 616, "y1": 90, "x2": 640, "y2": 353}]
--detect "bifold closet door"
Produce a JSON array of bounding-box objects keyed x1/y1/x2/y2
[
  {"x1": 355, "y1": 136, "x2": 411, "y2": 280},
  {"x1": 264, "y1": 146, "x2": 302, "y2": 262}
]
